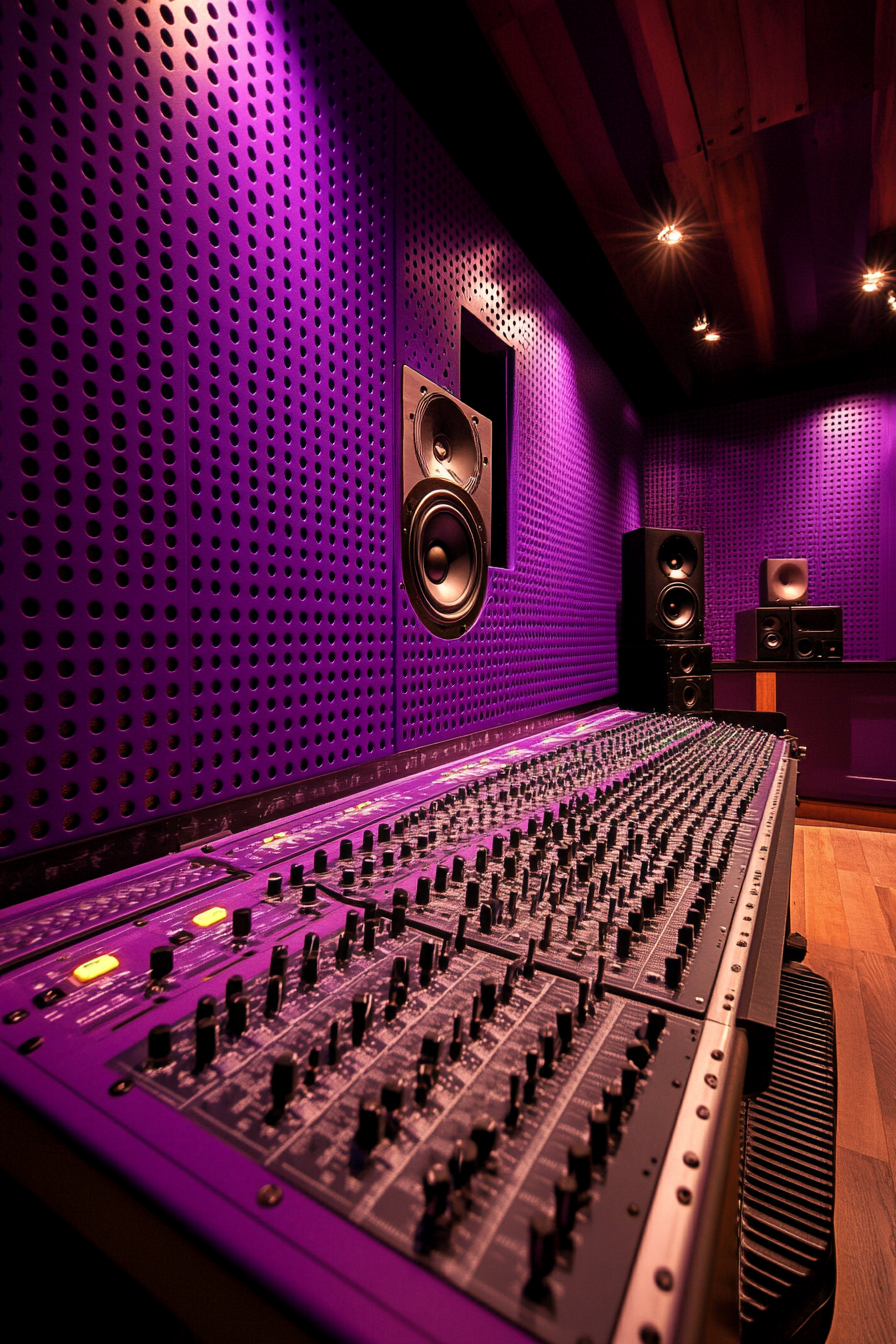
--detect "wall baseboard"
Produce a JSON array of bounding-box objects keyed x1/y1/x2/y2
[{"x1": 795, "y1": 797, "x2": 896, "y2": 831}]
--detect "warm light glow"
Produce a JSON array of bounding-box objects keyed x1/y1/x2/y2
[
  {"x1": 704, "y1": 330, "x2": 721, "y2": 342},
  {"x1": 862, "y1": 269, "x2": 884, "y2": 292},
  {"x1": 692, "y1": 315, "x2": 709, "y2": 332},
  {"x1": 657, "y1": 224, "x2": 683, "y2": 246},
  {"x1": 888, "y1": 290, "x2": 896, "y2": 313},
  {"x1": 72, "y1": 953, "x2": 120, "y2": 984},
  {"x1": 192, "y1": 905, "x2": 228, "y2": 928}
]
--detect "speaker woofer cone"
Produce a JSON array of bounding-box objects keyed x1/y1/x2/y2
[
  {"x1": 413, "y1": 392, "x2": 482, "y2": 493},
  {"x1": 795, "y1": 636, "x2": 816, "y2": 658},
  {"x1": 657, "y1": 582, "x2": 699, "y2": 632},
  {"x1": 657, "y1": 534, "x2": 700, "y2": 579},
  {"x1": 682, "y1": 682, "x2": 699, "y2": 709},
  {"x1": 402, "y1": 479, "x2": 488, "y2": 638}
]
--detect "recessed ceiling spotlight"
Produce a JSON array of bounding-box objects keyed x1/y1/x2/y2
[
  {"x1": 703, "y1": 330, "x2": 721, "y2": 342},
  {"x1": 862, "y1": 269, "x2": 885, "y2": 292},
  {"x1": 888, "y1": 290, "x2": 896, "y2": 313},
  {"x1": 692, "y1": 315, "x2": 709, "y2": 332},
  {"x1": 657, "y1": 223, "x2": 683, "y2": 246}
]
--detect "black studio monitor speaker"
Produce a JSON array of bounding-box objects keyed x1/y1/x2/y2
[
  {"x1": 618, "y1": 644, "x2": 713, "y2": 714},
  {"x1": 400, "y1": 366, "x2": 492, "y2": 639},
  {"x1": 736, "y1": 606, "x2": 843, "y2": 661},
  {"x1": 759, "y1": 557, "x2": 809, "y2": 606},
  {"x1": 622, "y1": 528, "x2": 705, "y2": 644}
]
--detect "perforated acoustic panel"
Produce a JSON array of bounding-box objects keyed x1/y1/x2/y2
[
  {"x1": 395, "y1": 100, "x2": 643, "y2": 748},
  {"x1": 1, "y1": 0, "x2": 395, "y2": 862},
  {"x1": 645, "y1": 384, "x2": 896, "y2": 660}
]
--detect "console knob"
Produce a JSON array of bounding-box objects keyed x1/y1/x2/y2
[
  {"x1": 589, "y1": 1106, "x2": 610, "y2": 1161},
  {"x1": 195, "y1": 1016, "x2": 217, "y2": 1069},
  {"x1": 528, "y1": 1215, "x2": 557, "y2": 1284},
  {"x1": 616, "y1": 925, "x2": 632, "y2": 959},
  {"x1": 377, "y1": 822, "x2": 391, "y2": 843},
  {"x1": 434, "y1": 863, "x2": 449, "y2": 893},
  {"x1": 556, "y1": 1006, "x2": 574, "y2": 1052},
  {"x1": 646, "y1": 1009, "x2": 666, "y2": 1044},
  {"x1": 227, "y1": 994, "x2": 249, "y2": 1036},
  {"x1": 195, "y1": 994, "x2": 216, "y2": 1023},
  {"x1": 678, "y1": 923, "x2": 695, "y2": 950},
  {"x1": 555, "y1": 1174, "x2": 578, "y2": 1239},
  {"x1": 625, "y1": 1038, "x2": 650, "y2": 1069},
  {"x1": 356, "y1": 1095, "x2": 384, "y2": 1153},
  {"x1": 313, "y1": 848, "x2": 328, "y2": 873},
  {"x1": 423, "y1": 1162, "x2": 452, "y2": 1219},
  {"x1": 289, "y1": 862, "x2": 304, "y2": 887},
  {"x1": 339, "y1": 837, "x2": 353, "y2": 861},
  {"x1": 471, "y1": 1114, "x2": 499, "y2": 1165},
  {"x1": 568, "y1": 1139, "x2": 592, "y2": 1194},
  {"x1": 232, "y1": 907, "x2": 252, "y2": 939},
  {"x1": 479, "y1": 903, "x2": 493, "y2": 935},
  {"x1": 351, "y1": 993, "x2": 373, "y2": 1046},
  {"x1": 416, "y1": 876, "x2": 431, "y2": 906},
  {"x1": 465, "y1": 880, "x2": 481, "y2": 910},
  {"x1": 480, "y1": 978, "x2": 498, "y2": 1019},
  {"x1": 452, "y1": 855, "x2": 466, "y2": 882},
  {"x1": 149, "y1": 945, "x2": 174, "y2": 979},
  {"x1": 269, "y1": 943, "x2": 288, "y2": 980},
  {"x1": 271, "y1": 1052, "x2": 298, "y2": 1109},
  {"x1": 449, "y1": 1137, "x2": 478, "y2": 1188},
  {"x1": 266, "y1": 872, "x2": 283, "y2": 897},
  {"x1": 147, "y1": 1023, "x2": 171, "y2": 1063},
  {"x1": 264, "y1": 975, "x2": 283, "y2": 1018}
]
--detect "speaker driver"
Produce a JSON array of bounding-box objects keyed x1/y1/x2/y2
[
  {"x1": 795, "y1": 636, "x2": 816, "y2": 659},
  {"x1": 402, "y1": 479, "x2": 488, "y2": 638},
  {"x1": 681, "y1": 681, "x2": 699, "y2": 709},
  {"x1": 657, "y1": 583, "x2": 699, "y2": 632},
  {"x1": 657, "y1": 534, "x2": 700, "y2": 579},
  {"x1": 413, "y1": 391, "x2": 482, "y2": 493}
]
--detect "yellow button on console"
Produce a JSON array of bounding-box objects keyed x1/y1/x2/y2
[
  {"x1": 72, "y1": 954, "x2": 120, "y2": 984},
  {"x1": 192, "y1": 905, "x2": 228, "y2": 928}
]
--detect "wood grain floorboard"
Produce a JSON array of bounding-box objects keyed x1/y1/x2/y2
[
  {"x1": 825, "y1": 1148, "x2": 896, "y2": 1343},
  {"x1": 789, "y1": 826, "x2": 807, "y2": 932},
  {"x1": 793, "y1": 827, "x2": 896, "y2": 1343},
  {"x1": 877, "y1": 885, "x2": 896, "y2": 951},
  {"x1": 802, "y1": 827, "x2": 851, "y2": 949},
  {"x1": 856, "y1": 950, "x2": 896, "y2": 1176},
  {"x1": 859, "y1": 830, "x2": 896, "y2": 886},
  {"x1": 839, "y1": 869, "x2": 896, "y2": 957}
]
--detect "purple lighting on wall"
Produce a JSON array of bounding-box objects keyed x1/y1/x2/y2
[
  {"x1": 645, "y1": 383, "x2": 896, "y2": 661},
  {"x1": 0, "y1": 0, "x2": 642, "y2": 865}
]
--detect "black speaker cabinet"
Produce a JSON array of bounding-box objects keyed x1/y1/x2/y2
[
  {"x1": 622, "y1": 527, "x2": 704, "y2": 644},
  {"x1": 618, "y1": 644, "x2": 714, "y2": 714},
  {"x1": 400, "y1": 366, "x2": 492, "y2": 639},
  {"x1": 736, "y1": 607, "x2": 843, "y2": 661},
  {"x1": 759, "y1": 557, "x2": 809, "y2": 605},
  {"x1": 790, "y1": 605, "x2": 843, "y2": 660}
]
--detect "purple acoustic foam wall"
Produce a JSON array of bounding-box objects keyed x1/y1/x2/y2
[
  {"x1": 395, "y1": 99, "x2": 644, "y2": 749},
  {"x1": 0, "y1": 0, "x2": 644, "y2": 865},
  {"x1": 645, "y1": 383, "x2": 896, "y2": 661}
]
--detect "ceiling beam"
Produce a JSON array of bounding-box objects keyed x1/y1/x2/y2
[{"x1": 738, "y1": 0, "x2": 809, "y2": 132}]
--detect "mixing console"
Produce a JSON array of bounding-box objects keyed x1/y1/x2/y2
[{"x1": 0, "y1": 708, "x2": 791, "y2": 1344}]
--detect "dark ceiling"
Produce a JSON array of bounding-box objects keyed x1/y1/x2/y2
[{"x1": 333, "y1": 0, "x2": 896, "y2": 413}]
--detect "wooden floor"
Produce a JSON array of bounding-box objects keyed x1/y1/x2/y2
[{"x1": 789, "y1": 824, "x2": 896, "y2": 1341}]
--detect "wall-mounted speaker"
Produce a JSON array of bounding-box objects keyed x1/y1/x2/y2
[
  {"x1": 736, "y1": 607, "x2": 843, "y2": 661},
  {"x1": 618, "y1": 645, "x2": 713, "y2": 713},
  {"x1": 401, "y1": 366, "x2": 492, "y2": 638},
  {"x1": 759, "y1": 557, "x2": 809, "y2": 606},
  {"x1": 622, "y1": 528, "x2": 704, "y2": 644}
]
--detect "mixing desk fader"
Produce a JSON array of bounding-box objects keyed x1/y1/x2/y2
[{"x1": 0, "y1": 708, "x2": 793, "y2": 1344}]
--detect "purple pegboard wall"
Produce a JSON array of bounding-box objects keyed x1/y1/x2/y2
[
  {"x1": 0, "y1": 0, "x2": 644, "y2": 865},
  {"x1": 395, "y1": 100, "x2": 643, "y2": 749},
  {"x1": 645, "y1": 384, "x2": 896, "y2": 661}
]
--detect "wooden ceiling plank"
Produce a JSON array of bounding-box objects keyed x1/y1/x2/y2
[
  {"x1": 874, "y1": 0, "x2": 896, "y2": 90},
  {"x1": 711, "y1": 149, "x2": 777, "y2": 360},
  {"x1": 518, "y1": 3, "x2": 644, "y2": 222},
  {"x1": 667, "y1": 0, "x2": 752, "y2": 149},
  {"x1": 869, "y1": 81, "x2": 896, "y2": 239},
  {"x1": 738, "y1": 0, "x2": 809, "y2": 132},
  {"x1": 616, "y1": 0, "x2": 703, "y2": 161},
  {"x1": 469, "y1": 2, "x2": 693, "y2": 386}
]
